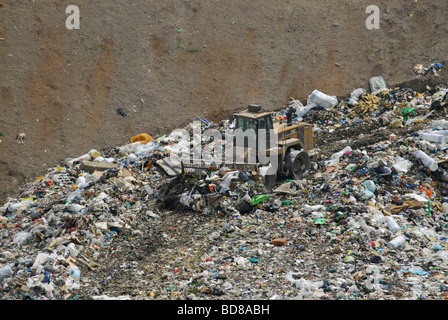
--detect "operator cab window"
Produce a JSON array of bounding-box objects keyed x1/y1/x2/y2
[
  {"x1": 258, "y1": 116, "x2": 273, "y2": 131},
  {"x1": 236, "y1": 117, "x2": 257, "y2": 131}
]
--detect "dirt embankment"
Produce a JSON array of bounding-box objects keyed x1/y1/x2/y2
[{"x1": 0, "y1": 0, "x2": 447, "y2": 202}]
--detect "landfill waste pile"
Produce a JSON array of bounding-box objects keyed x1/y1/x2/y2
[{"x1": 3, "y1": 76, "x2": 448, "y2": 300}]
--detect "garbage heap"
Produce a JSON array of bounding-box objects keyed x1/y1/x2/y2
[{"x1": 2, "y1": 78, "x2": 448, "y2": 300}]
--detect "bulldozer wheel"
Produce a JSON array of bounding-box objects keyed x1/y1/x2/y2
[{"x1": 291, "y1": 151, "x2": 311, "y2": 179}]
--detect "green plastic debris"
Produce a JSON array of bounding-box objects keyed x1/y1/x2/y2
[
  {"x1": 165, "y1": 285, "x2": 177, "y2": 291},
  {"x1": 343, "y1": 256, "x2": 355, "y2": 263},
  {"x1": 251, "y1": 195, "x2": 269, "y2": 206},
  {"x1": 399, "y1": 107, "x2": 414, "y2": 121},
  {"x1": 314, "y1": 218, "x2": 326, "y2": 225}
]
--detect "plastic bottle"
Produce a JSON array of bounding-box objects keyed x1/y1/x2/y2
[
  {"x1": 432, "y1": 130, "x2": 448, "y2": 136},
  {"x1": 387, "y1": 235, "x2": 407, "y2": 249},
  {"x1": 295, "y1": 103, "x2": 317, "y2": 118},
  {"x1": 307, "y1": 90, "x2": 338, "y2": 109},
  {"x1": 419, "y1": 133, "x2": 447, "y2": 144},
  {"x1": 414, "y1": 150, "x2": 438, "y2": 171},
  {"x1": 386, "y1": 216, "x2": 400, "y2": 233},
  {"x1": 419, "y1": 227, "x2": 439, "y2": 240},
  {"x1": 135, "y1": 141, "x2": 156, "y2": 155}
]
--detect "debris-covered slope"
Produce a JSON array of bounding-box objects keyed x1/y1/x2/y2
[{"x1": 2, "y1": 79, "x2": 448, "y2": 300}]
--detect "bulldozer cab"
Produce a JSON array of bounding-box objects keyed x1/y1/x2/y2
[
  {"x1": 233, "y1": 104, "x2": 314, "y2": 154},
  {"x1": 233, "y1": 110, "x2": 273, "y2": 155},
  {"x1": 234, "y1": 113, "x2": 273, "y2": 132}
]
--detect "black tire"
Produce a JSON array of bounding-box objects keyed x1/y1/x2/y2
[{"x1": 291, "y1": 151, "x2": 311, "y2": 179}]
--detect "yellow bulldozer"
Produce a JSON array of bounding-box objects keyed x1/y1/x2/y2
[
  {"x1": 230, "y1": 104, "x2": 317, "y2": 189},
  {"x1": 180, "y1": 103, "x2": 318, "y2": 190}
]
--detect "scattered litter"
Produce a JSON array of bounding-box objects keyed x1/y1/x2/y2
[{"x1": 2, "y1": 78, "x2": 448, "y2": 301}]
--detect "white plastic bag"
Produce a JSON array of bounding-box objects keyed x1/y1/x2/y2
[
  {"x1": 392, "y1": 155, "x2": 412, "y2": 173},
  {"x1": 362, "y1": 180, "x2": 376, "y2": 192},
  {"x1": 325, "y1": 146, "x2": 352, "y2": 167},
  {"x1": 219, "y1": 171, "x2": 239, "y2": 192}
]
